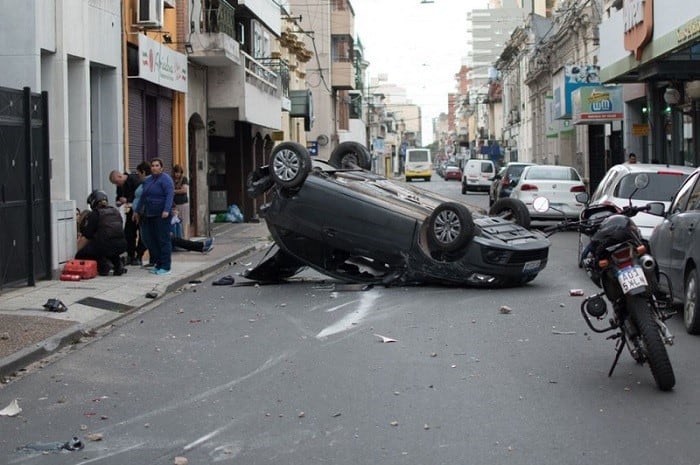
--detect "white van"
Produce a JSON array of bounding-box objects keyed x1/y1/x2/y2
[
  {"x1": 404, "y1": 148, "x2": 432, "y2": 182},
  {"x1": 462, "y1": 159, "x2": 496, "y2": 194}
]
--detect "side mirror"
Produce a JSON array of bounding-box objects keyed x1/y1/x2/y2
[
  {"x1": 646, "y1": 202, "x2": 665, "y2": 216},
  {"x1": 575, "y1": 192, "x2": 590, "y2": 204}
]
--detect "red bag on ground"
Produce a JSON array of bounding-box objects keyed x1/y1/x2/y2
[{"x1": 61, "y1": 259, "x2": 98, "y2": 279}]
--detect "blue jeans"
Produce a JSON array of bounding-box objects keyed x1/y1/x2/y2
[{"x1": 142, "y1": 216, "x2": 172, "y2": 271}]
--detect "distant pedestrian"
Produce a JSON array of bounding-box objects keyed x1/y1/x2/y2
[
  {"x1": 109, "y1": 168, "x2": 145, "y2": 265},
  {"x1": 627, "y1": 153, "x2": 637, "y2": 164},
  {"x1": 133, "y1": 158, "x2": 174, "y2": 276},
  {"x1": 76, "y1": 190, "x2": 127, "y2": 276},
  {"x1": 172, "y1": 164, "x2": 190, "y2": 239}
]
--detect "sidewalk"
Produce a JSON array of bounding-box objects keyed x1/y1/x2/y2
[{"x1": 0, "y1": 220, "x2": 271, "y2": 380}]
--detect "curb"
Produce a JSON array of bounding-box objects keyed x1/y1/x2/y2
[{"x1": 0, "y1": 242, "x2": 265, "y2": 380}]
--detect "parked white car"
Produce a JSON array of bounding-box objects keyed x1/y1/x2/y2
[
  {"x1": 510, "y1": 164, "x2": 586, "y2": 220},
  {"x1": 589, "y1": 162, "x2": 694, "y2": 239}
]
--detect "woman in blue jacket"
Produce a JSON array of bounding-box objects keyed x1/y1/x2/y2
[{"x1": 133, "y1": 158, "x2": 175, "y2": 275}]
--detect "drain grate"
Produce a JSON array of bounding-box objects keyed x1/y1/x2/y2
[{"x1": 75, "y1": 297, "x2": 133, "y2": 313}]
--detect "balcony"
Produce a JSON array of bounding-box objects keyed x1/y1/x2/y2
[
  {"x1": 207, "y1": 51, "x2": 282, "y2": 129},
  {"x1": 331, "y1": 35, "x2": 355, "y2": 90},
  {"x1": 189, "y1": 0, "x2": 241, "y2": 67},
  {"x1": 331, "y1": 0, "x2": 354, "y2": 36}
]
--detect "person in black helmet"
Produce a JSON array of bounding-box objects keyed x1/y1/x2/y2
[{"x1": 75, "y1": 190, "x2": 128, "y2": 276}]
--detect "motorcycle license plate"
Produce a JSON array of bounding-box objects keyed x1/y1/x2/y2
[{"x1": 617, "y1": 265, "x2": 648, "y2": 293}]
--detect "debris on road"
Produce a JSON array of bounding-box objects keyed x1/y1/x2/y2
[
  {"x1": 374, "y1": 334, "x2": 397, "y2": 343},
  {"x1": 42, "y1": 298, "x2": 68, "y2": 312},
  {"x1": 569, "y1": 289, "x2": 584, "y2": 296},
  {"x1": 0, "y1": 398, "x2": 21, "y2": 417},
  {"x1": 551, "y1": 330, "x2": 576, "y2": 335},
  {"x1": 499, "y1": 305, "x2": 512, "y2": 314}
]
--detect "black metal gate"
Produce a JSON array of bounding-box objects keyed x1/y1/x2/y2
[{"x1": 0, "y1": 86, "x2": 51, "y2": 289}]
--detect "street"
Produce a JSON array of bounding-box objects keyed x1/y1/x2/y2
[{"x1": 1, "y1": 178, "x2": 700, "y2": 465}]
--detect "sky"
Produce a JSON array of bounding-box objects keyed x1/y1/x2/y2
[{"x1": 350, "y1": 0, "x2": 490, "y2": 145}]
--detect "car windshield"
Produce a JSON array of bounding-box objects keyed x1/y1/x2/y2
[
  {"x1": 616, "y1": 172, "x2": 689, "y2": 201},
  {"x1": 508, "y1": 165, "x2": 528, "y2": 178},
  {"x1": 409, "y1": 150, "x2": 430, "y2": 162},
  {"x1": 524, "y1": 166, "x2": 580, "y2": 181}
]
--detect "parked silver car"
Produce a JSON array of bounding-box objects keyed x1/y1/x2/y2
[{"x1": 649, "y1": 167, "x2": 700, "y2": 334}]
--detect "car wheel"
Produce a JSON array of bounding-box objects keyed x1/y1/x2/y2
[
  {"x1": 269, "y1": 142, "x2": 311, "y2": 189},
  {"x1": 489, "y1": 198, "x2": 531, "y2": 229},
  {"x1": 328, "y1": 141, "x2": 372, "y2": 170},
  {"x1": 246, "y1": 167, "x2": 274, "y2": 198},
  {"x1": 427, "y1": 202, "x2": 475, "y2": 253},
  {"x1": 684, "y1": 268, "x2": 700, "y2": 334}
]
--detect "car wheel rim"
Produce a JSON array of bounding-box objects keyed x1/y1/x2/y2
[
  {"x1": 273, "y1": 149, "x2": 300, "y2": 181},
  {"x1": 434, "y1": 210, "x2": 461, "y2": 244},
  {"x1": 342, "y1": 154, "x2": 359, "y2": 167},
  {"x1": 686, "y1": 273, "x2": 697, "y2": 328}
]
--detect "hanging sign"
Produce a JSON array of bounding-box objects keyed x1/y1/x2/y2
[{"x1": 138, "y1": 34, "x2": 188, "y2": 93}]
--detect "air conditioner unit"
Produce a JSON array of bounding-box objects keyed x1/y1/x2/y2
[{"x1": 136, "y1": 0, "x2": 164, "y2": 28}]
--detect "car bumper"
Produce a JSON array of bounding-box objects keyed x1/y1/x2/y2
[{"x1": 406, "y1": 170, "x2": 432, "y2": 178}]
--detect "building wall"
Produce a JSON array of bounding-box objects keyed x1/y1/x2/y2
[{"x1": 0, "y1": 0, "x2": 123, "y2": 271}]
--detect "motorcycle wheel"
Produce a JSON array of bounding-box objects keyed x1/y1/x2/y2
[{"x1": 628, "y1": 295, "x2": 675, "y2": 391}]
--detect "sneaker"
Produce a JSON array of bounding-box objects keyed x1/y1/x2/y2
[
  {"x1": 128, "y1": 257, "x2": 142, "y2": 266},
  {"x1": 143, "y1": 262, "x2": 156, "y2": 269},
  {"x1": 150, "y1": 267, "x2": 160, "y2": 274},
  {"x1": 202, "y1": 237, "x2": 214, "y2": 253},
  {"x1": 154, "y1": 268, "x2": 171, "y2": 276}
]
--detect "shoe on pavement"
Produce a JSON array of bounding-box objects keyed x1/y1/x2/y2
[
  {"x1": 150, "y1": 267, "x2": 160, "y2": 274},
  {"x1": 143, "y1": 262, "x2": 156, "y2": 269},
  {"x1": 154, "y1": 268, "x2": 171, "y2": 276},
  {"x1": 202, "y1": 237, "x2": 214, "y2": 253},
  {"x1": 128, "y1": 257, "x2": 142, "y2": 266}
]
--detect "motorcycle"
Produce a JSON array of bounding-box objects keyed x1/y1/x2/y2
[{"x1": 534, "y1": 173, "x2": 676, "y2": 391}]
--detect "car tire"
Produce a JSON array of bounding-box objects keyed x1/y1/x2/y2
[
  {"x1": 427, "y1": 202, "x2": 475, "y2": 253},
  {"x1": 489, "y1": 198, "x2": 531, "y2": 229},
  {"x1": 328, "y1": 141, "x2": 372, "y2": 170},
  {"x1": 684, "y1": 268, "x2": 700, "y2": 334},
  {"x1": 269, "y1": 142, "x2": 311, "y2": 189}
]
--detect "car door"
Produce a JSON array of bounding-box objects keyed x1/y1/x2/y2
[
  {"x1": 670, "y1": 174, "x2": 700, "y2": 289},
  {"x1": 655, "y1": 172, "x2": 700, "y2": 296}
]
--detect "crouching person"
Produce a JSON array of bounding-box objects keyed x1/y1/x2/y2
[{"x1": 76, "y1": 190, "x2": 128, "y2": 276}]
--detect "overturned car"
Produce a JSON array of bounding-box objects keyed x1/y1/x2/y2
[{"x1": 244, "y1": 141, "x2": 550, "y2": 287}]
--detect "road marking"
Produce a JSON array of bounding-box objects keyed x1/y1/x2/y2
[{"x1": 315, "y1": 291, "x2": 379, "y2": 339}]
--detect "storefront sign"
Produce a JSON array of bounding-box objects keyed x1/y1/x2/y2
[
  {"x1": 632, "y1": 123, "x2": 650, "y2": 136},
  {"x1": 623, "y1": 0, "x2": 654, "y2": 60},
  {"x1": 138, "y1": 34, "x2": 188, "y2": 93},
  {"x1": 571, "y1": 86, "x2": 623, "y2": 124},
  {"x1": 553, "y1": 65, "x2": 600, "y2": 119},
  {"x1": 677, "y1": 17, "x2": 700, "y2": 44}
]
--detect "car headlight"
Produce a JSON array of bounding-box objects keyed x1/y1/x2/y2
[{"x1": 482, "y1": 249, "x2": 513, "y2": 265}]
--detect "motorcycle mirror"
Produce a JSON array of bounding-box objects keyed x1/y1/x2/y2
[
  {"x1": 646, "y1": 201, "x2": 665, "y2": 216},
  {"x1": 634, "y1": 173, "x2": 650, "y2": 189},
  {"x1": 532, "y1": 196, "x2": 550, "y2": 213}
]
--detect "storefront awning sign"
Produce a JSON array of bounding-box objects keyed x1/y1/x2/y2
[
  {"x1": 138, "y1": 34, "x2": 187, "y2": 93},
  {"x1": 571, "y1": 86, "x2": 623, "y2": 125}
]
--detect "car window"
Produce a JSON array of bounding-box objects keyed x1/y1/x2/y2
[
  {"x1": 615, "y1": 172, "x2": 689, "y2": 202},
  {"x1": 481, "y1": 162, "x2": 493, "y2": 173},
  {"x1": 525, "y1": 166, "x2": 580, "y2": 181},
  {"x1": 591, "y1": 168, "x2": 620, "y2": 203},
  {"x1": 508, "y1": 165, "x2": 528, "y2": 178},
  {"x1": 669, "y1": 172, "x2": 699, "y2": 214}
]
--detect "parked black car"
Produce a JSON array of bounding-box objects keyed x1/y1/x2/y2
[
  {"x1": 649, "y1": 167, "x2": 700, "y2": 334},
  {"x1": 243, "y1": 141, "x2": 550, "y2": 288},
  {"x1": 488, "y1": 162, "x2": 534, "y2": 206}
]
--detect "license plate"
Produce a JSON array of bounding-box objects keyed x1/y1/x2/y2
[
  {"x1": 523, "y1": 260, "x2": 541, "y2": 273},
  {"x1": 617, "y1": 265, "x2": 648, "y2": 293}
]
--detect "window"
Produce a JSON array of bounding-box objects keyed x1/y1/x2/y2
[{"x1": 331, "y1": 36, "x2": 353, "y2": 63}]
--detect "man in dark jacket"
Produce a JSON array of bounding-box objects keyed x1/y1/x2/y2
[
  {"x1": 76, "y1": 190, "x2": 127, "y2": 276},
  {"x1": 109, "y1": 169, "x2": 144, "y2": 265}
]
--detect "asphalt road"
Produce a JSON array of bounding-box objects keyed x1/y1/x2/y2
[{"x1": 1, "y1": 176, "x2": 699, "y2": 465}]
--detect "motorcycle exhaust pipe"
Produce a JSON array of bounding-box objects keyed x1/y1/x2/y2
[{"x1": 640, "y1": 254, "x2": 655, "y2": 271}]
